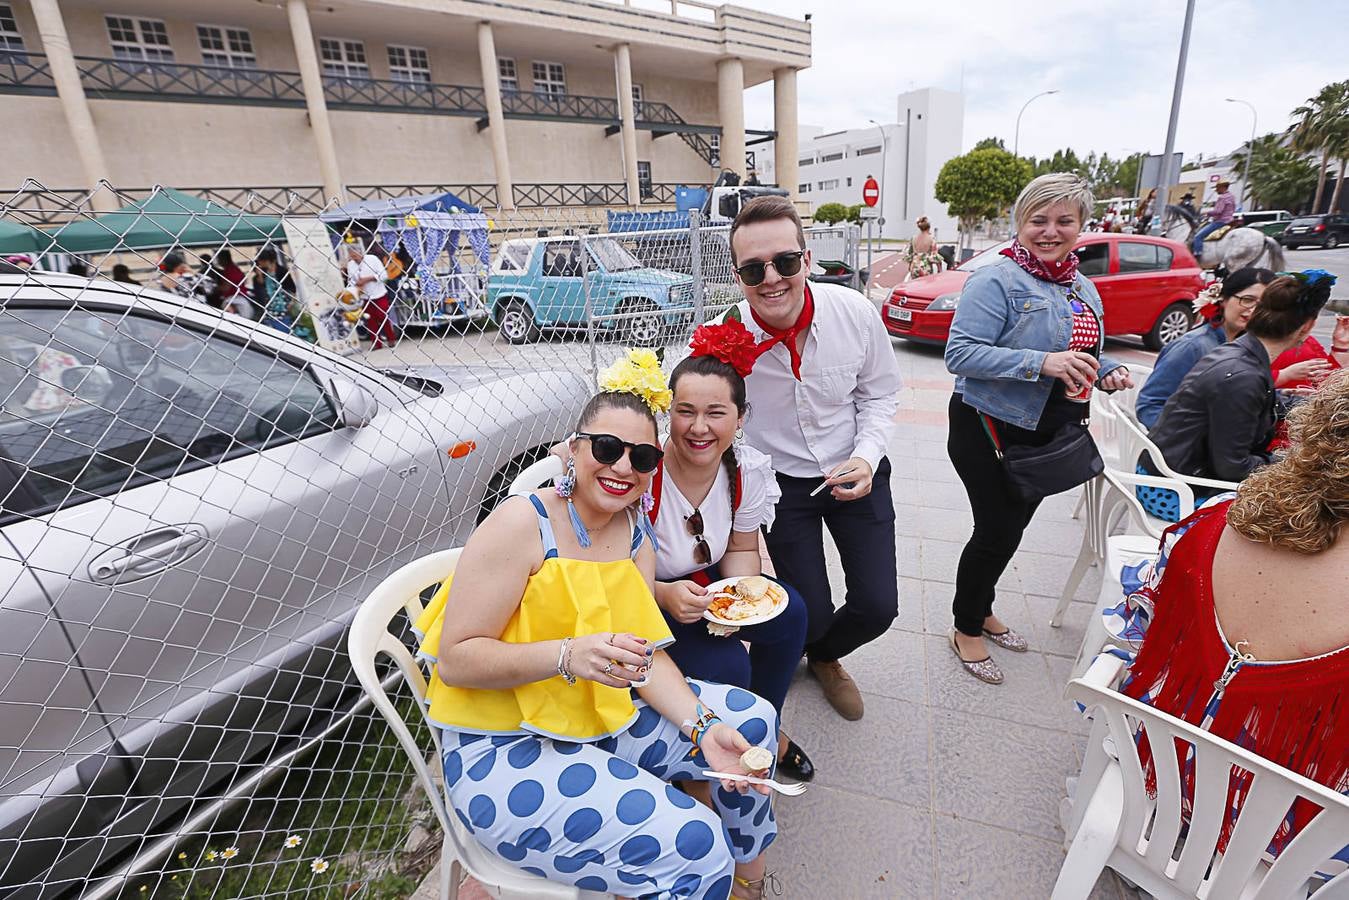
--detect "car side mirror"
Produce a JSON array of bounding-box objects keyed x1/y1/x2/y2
[
  {"x1": 59, "y1": 364, "x2": 114, "y2": 406},
  {"x1": 329, "y1": 378, "x2": 379, "y2": 428}
]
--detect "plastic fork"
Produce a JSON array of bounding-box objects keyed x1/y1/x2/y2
[{"x1": 700, "y1": 770, "x2": 807, "y2": 796}]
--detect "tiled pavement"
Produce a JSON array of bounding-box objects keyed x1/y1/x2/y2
[{"x1": 764, "y1": 336, "x2": 1157, "y2": 899}]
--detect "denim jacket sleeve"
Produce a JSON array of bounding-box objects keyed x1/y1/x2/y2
[{"x1": 944, "y1": 266, "x2": 1047, "y2": 382}]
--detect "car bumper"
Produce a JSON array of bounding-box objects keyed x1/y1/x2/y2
[
  {"x1": 1281, "y1": 235, "x2": 1327, "y2": 246},
  {"x1": 882, "y1": 304, "x2": 953, "y2": 343}
]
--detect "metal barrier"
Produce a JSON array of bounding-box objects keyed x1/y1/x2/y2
[{"x1": 0, "y1": 183, "x2": 857, "y2": 898}]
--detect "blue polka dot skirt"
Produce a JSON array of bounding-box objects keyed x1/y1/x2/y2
[{"x1": 440, "y1": 679, "x2": 779, "y2": 899}]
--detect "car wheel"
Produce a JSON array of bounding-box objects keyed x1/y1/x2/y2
[
  {"x1": 622, "y1": 299, "x2": 663, "y2": 347},
  {"x1": 1327, "y1": 234, "x2": 1340, "y2": 249},
  {"x1": 498, "y1": 300, "x2": 540, "y2": 344},
  {"x1": 1145, "y1": 302, "x2": 1193, "y2": 351}
]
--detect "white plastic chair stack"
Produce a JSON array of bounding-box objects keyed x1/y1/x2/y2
[
  {"x1": 1055, "y1": 654, "x2": 1349, "y2": 900},
  {"x1": 347, "y1": 549, "x2": 606, "y2": 899},
  {"x1": 509, "y1": 454, "x2": 563, "y2": 497}
]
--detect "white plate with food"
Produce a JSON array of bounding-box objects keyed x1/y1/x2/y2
[{"x1": 701, "y1": 575, "x2": 789, "y2": 627}]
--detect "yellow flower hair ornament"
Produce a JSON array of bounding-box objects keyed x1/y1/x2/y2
[{"x1": 597, "y1": 348, "x2": 672, "y2": 415}]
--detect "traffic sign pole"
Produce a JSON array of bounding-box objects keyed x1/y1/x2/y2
[{"x1": 862, "y1": 176, "x2": 880, "y2": 291}]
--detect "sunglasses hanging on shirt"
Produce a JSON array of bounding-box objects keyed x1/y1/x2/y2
[{"x1": 685, "y1": 507, "x2": 712, "y2": 566}]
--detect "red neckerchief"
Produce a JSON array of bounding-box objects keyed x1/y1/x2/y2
[
  {"x1": 749, "y1": 283, "x2": 814, "y2": 380},
  {"x1": 1000, "y1": 238, "x2": 1079, "y2": 285}
]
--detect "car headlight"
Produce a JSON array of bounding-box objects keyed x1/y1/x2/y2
[{"x1": 929, "y1": 292, "x2": 960, "y2": 311}]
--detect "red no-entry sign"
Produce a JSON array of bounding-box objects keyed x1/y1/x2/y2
[{"x1": 862, "y1": 176, "x2": 880, "y2": 207}]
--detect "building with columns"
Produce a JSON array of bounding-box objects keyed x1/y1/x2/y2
[
  {"x1": 752, "y1": 87, "x2": 964, "y2": 241},
  {"x1": 0, "y1": 0, "x2": 809, "y2": 210}
]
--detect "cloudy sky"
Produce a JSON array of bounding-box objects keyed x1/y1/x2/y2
[{"x1": 742, "y1": 0, "x2": 1348, "y2": 163}]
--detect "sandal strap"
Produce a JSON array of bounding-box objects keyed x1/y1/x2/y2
[{"x1": 732, "y1": 871, "x2": 783, "y2": 898}]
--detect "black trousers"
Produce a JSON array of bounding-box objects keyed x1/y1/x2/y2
[
  {"x1": 947, "y1": 394, "x2": 1077, "y2": 636},
  {"x1": 763, "y1": 458, "x2": 898, "y2": 663}
]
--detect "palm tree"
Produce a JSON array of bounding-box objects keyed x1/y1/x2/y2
[{"x1": 1289, "y1": 80, "x2": 1349, "y2": 213}]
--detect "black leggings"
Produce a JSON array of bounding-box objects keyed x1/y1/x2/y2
[{"x1": 946, "y1": 394, "x2": 1065, "y2": 637}]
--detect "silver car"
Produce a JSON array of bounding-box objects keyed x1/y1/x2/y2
[{"x1": 0, "y1": 273, "x2": 588, "y2": 895}]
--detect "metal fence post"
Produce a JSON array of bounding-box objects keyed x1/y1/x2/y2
[
  {"x1": 581, "y1": 231, "x2": 597, "y2": 378},
  {"x1": 688, "y1": 208, "x2": 704, "y2": 324}
]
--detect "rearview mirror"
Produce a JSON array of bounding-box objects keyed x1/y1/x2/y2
[{"x1": 329, "y1": 378, "x2": 379, "y2": 428}]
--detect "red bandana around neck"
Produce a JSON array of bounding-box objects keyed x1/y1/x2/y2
[
  {"x1": 749, "y1": 284, "x2": 815, "y2": 380},
  {"x1": 1000, "y1": 238, "x2": 1079, "y2": 285}
]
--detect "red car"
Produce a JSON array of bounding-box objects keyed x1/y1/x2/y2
[{"x1": 882, "y1": 234, "x2": 1205, "y2": 350}]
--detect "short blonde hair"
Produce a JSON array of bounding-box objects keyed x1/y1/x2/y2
[{"x1": 1012, "y1": 173, "x2": 1094, "y2": 232}]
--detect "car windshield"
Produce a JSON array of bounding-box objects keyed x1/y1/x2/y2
[
  {"x1": 588, "y1": 238, "x2": 644, "y2": 272},
  {"x1": 957, "y1": 240, "x2": 1013, "y2": 272},
  {"x1": 1291, "y1": 217, "x2": 1322, "y2": 227}
]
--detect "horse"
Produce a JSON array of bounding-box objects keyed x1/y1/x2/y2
[{"x1": 1160, "y1": 205, "x2": 1285, "y2": 273}]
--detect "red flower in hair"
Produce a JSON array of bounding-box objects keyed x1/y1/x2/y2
[{"x1": 689, "y1": 319, "x2": 759, "y2": 377}]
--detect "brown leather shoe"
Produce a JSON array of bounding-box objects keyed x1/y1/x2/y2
[{"x1": 808, "y1": 660, "x2": 864, "y2": 720}]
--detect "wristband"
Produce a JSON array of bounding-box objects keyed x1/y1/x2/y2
[
  {"x1": 1333, "y1": 346, "x2": 1349, "y2": 354},
  {"x1": 683, "y1": 702, "x2": 722, "y2": 757}
]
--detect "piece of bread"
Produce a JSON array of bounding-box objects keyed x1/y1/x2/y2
[
  {"x1": 735, "y1": 575, "x2": 771, "y2": 602},
  {"x1": 740, "y1": 746, "x2": 774, "y2": 774}
]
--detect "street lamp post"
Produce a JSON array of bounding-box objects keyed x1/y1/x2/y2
[
  {"x1": 1013, "y1": 90, "x2": 1060, "y2": 159},
  {"x1": 868, "y1": 117, "x2": 888, "y2": 246},
  {"x1": 1150, "y1": 0, "x2": 1197, "y2": 236},
  {"x1": 1225, "y1": 97, "x2": 1258, "y2": 209}
]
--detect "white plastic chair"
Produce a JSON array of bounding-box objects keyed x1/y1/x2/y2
[
  {"x1": 347, "y1": 549, "x2": 605, "y2": 899},
  {"x1": 509, "y1": 454, "x2": 563, "y2": 497},
  {"x1": 1055, "y1": 654, "x2": 1349, "y2": 900}
]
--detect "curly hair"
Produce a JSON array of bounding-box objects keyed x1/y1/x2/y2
[{"x1": 1228, "y1": 371, "x2": 1349, "y2": 553}]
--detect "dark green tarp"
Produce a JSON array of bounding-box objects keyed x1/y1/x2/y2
[
  {"x1": 0, "y1": 218, "x2": 51, "y2": 254},
  {"x1": 44, "y1": 188, "x2": 285, "y2": 253}
]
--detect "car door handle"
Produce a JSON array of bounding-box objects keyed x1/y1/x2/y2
[{"x1": 89, "y1": 525, "x2": 208, "y2": 582}]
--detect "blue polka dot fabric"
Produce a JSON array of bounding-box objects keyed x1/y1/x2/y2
[
  {"x1": 1135, "y1": 463, "x2": 1182, "y2": 523},
  {"x1": 439, "y1": 679, "x2": 778, "y2": 898}
]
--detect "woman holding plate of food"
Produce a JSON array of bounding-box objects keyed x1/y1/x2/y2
[{"x1": 647, "y1": 322, "x2": 815, "y2": 783}]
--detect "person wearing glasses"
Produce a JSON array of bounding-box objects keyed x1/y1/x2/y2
[
  {"x1": 722, "y1": 196, "x2": 903, "y2": 722},
  {"x1": 1135, "y1": 267, "x2": 1275, "y2": 430},
  {"x1": 647, "y1": 330, "x2": 814, "y2": 782},
  {"x1": 415, "y1": 351, "x2": 785, "y2": 900}
]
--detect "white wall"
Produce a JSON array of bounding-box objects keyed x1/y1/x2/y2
[{"x1": 896, "y1": 87, "x2": 963, "y2": 243}]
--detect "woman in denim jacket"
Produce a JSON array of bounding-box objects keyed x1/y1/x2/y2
[{"x1": 943, "y1": 174, "x2": 1133, "y2": 684}]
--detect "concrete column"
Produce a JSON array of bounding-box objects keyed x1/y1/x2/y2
[
  {"x1": 30, "y1": 0, "x2": 116, "y2": 211},
  {"x1": 773, "y1": 67, "x2": 798, "y2": 198},
  {"x1": 613, "y1": 43, "x2": 641, "y2": 206},
  {"x1": 286, "y1": 0, "x2": 344, "y2": 204},
  {"x1": 476, "y1": 21, "x2": 514, "y2": 210},
  {"x1": 716, "y1": 57, "x2": 746, "y2": 180}
]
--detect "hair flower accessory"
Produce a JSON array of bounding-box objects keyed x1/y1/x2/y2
[
  {"x1": 1192, "y1": 279, "x2": 1224, "y2": 320},
  {"x1": 1280, "y1": 269, "x2": 1338, "y2": 314},
  {"x1": 598, "y1": 348, "x2": 673, "y2": 414},
  {"x1": 689, "y1": 319, "x2": 760, "y2": 377}
]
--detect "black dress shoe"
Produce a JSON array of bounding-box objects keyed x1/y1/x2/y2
[{"x1": 776, "y1": 737, "x2": 815, "y2": 782}]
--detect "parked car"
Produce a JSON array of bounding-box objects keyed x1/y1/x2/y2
[
  {"x1": 1240, "y1": 209, "x2": 1293, "y2": 237},
  {"x1": 488, "y1": 235, "x2": 694, "y2": 345},
  {"x1": 0, "y1": 273, "x2": 590, "y2": 896},
  {"x1": 1280, "y1": 214, "x2": 1349, "y2": 249},
  {"x1": 882, "y1": 233, "x2": 1206, "y2": 351}
]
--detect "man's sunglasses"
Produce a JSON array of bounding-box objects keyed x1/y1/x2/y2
[
  {"x1": 734, "y1": 250, "x2": 805, "y2": 287},
  {"x1": 573, "y1": 432, "x2": 664, "y2": 474}
]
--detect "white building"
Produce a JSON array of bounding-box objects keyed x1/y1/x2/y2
[{"x1": 752, "y1": 87, "x2": 964, "y2": 241}]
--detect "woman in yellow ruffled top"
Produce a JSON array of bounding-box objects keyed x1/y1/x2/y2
[{"x1": 416, "y1": 351, "x2": 782, "y2": 900}]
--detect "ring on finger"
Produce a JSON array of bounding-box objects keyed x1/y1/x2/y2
[{"x1": 602, "y1": 662, "x2": 614, "y2": 675}]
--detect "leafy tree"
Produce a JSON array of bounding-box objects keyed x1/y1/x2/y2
[
  {"x1": 1114, "y1": 153, "x2": 1145, "y2": 199},
  {"x1": 844, "y1": 203, "x2": 863, "y2": 223},
  {"x1": 812, "y1": 202, "x2": 848, "y2": 225},
  {"x1": 1232, "y1": 134, "x2": 1320, "y2": 211},
  {"x1": 973, "y1": 137, "x2": 1006, "y2": 151},
  {"x1": 934, "y1": 148, "x2": 1032, "y2": 248},
  {"x1": 1289, "y1": 79, "x2": 1349, "y2": 213}
]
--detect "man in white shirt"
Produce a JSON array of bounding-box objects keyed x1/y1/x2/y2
[
  {"x1": 725, "y1": 196, "x2": 903, "y2": 721},
  {"x1": 345, "y1": 238, "x2": 397, "y2": 349}
]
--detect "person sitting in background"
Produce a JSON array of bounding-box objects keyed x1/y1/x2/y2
[
  {"x1": 1146, "y1": 270, "x2": 1335, "y2": 484},
  {"x1": 1118, "y1": 371, "x2": 1349, "y2": 865},
  {"x1": 212, "y1": 249, "x2": 253, "y2": 318},
  {"x1": 1135, "y1": 267, "x2": 1275, "y2": 430},
  {"x1": 65, "y1": 261, "x2": 89, "y2": 278},
  {"x1": 416, "y1": 354, "x2": 783, "y2": 899},
  {"x1": 154, "y1": 252, "x2": 196, "y2": 300},
  {"x1": 1271, "y1": 316, "x2": 1348, "y2": 391},
  {"x1": 111, "y1": 264, "x2": 138, "y2": 285}
]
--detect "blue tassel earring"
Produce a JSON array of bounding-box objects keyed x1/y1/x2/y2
[{"x1": 555, "y1": 459, "x2": 591, "y2": 548}]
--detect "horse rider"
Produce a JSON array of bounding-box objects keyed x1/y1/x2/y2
[
  {"x1": 1192, "y1": 181, "x2": 1236, "y2": 258},
  {"x1": 1177, "y1": 191, "x2": 1198, "y2": 223}
]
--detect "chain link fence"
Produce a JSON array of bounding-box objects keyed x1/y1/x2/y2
[{"x1": 0, "y1": 182, "x2": 858, "y2": 899}]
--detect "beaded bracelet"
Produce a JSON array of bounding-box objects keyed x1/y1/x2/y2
[
  {"x1": 556, "y1": 637, "x2": 576, "y2": 686},
  {"x1": 683, "y1": 702, "x2": 723, "y2": 757}
]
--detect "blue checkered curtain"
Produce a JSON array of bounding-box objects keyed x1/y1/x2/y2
[{"x1": 378, "y1": 222, "x2": 453, "y2": 302}]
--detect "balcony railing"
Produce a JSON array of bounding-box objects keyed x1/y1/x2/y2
[{"x1": 0, "y1": 52, "x2": 724, "y2": 164}]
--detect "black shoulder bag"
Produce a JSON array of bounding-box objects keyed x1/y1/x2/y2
[{"x1": 978, "y1": 290, "x2": 1104, "y2": 503}]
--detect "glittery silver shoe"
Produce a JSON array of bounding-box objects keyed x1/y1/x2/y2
[
  {"x1": 950, "y1": 631, "x2": 1004, "y2": 685},
  {"x1": 983, "y1": 627, "x2": 1030, "y2": 652}
]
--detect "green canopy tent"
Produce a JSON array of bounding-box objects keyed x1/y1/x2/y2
[
  {"x1": 44, "y1": 188, "x2": 286, "y2": 254},
  {"x1": 0, "y1": 218, "x2": 52, "y2": 255}
]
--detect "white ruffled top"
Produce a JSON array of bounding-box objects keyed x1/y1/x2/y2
[{"x1": 652, "y1": 444, "x2": 781, "y2": 581}]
